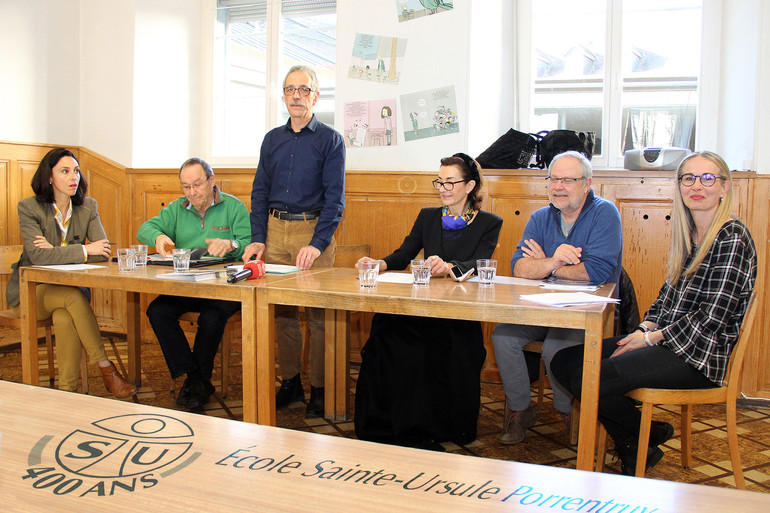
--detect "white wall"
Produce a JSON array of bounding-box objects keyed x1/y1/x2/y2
[
  {"x1": 80, "y1": 0, "x2": 135, "y2": 166},
  {"x1": 0, "y1": 0, "x2": 81, "y2": 146},
  {"x1": 132, "y1": 0, "x2": 207, "y2": 168},
  {"x1": 717, "y1": 0, "x2": 759, "y2": 171},
  {"x1": 336, "y1": 0, "x2": 470, "y2": 171},
  {"x1": 754, "y1": 1, "x2": 770, "y2": 173}
]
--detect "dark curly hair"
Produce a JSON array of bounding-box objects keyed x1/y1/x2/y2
[
  {"x1": 31, "y1": 148, "x2": 87, "y2": 206},
  {"x1": 439, "y1": 153, "x2": 483, "y2": 210}
]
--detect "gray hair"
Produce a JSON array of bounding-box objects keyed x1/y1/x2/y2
[
  {"x1": 284, "y1": 65, "x2": 319, "y2": 92},
  {"x1": 549, "y1": 151, "x2": 593, "y2": 178},
  {"x1": 179, "y1": 157, "x2": 214, "y2": 178}
]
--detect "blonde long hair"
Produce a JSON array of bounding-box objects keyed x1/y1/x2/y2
[{"x1": 669, "y1": 151, "x2": 734, "y2": 283}]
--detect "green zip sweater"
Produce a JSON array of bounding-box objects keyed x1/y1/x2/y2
[{"x1": 137, "y1": 186, "x2": 250, "y2": 259}]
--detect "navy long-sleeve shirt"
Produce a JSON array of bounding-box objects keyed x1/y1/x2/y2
[{"x1": 250, "y1": 115, "x2": 346, "y2": 252}]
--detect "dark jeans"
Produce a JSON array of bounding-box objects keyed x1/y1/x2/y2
[
  {"x1": 147, "y1": 295, "x2": 240, "y2": 381},
  {"x1": 550, "y1": 336, "x2": 716, "y2": 443}
]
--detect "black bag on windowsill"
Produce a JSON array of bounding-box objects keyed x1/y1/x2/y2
[
  {"x1": 476, "y1": 129, "x2": 538, "y2": 169},
  {"x1": 533, "y1": 130, "x2": 596, "y2": 169}
]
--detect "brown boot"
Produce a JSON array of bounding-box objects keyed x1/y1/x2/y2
[{"x1": 100, "y1": 362, "x2": 137, "y2": 398}]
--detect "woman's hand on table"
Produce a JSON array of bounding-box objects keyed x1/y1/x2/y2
[
  {"x1": 85, "y1": 239, "x2": 112, "y2": 258},
  {"x1": 426, "y1": 255, "x2": 452, "y2": 275},
  {"x1": 355, "y1": 256, "x2": 386, "y2": 272}
]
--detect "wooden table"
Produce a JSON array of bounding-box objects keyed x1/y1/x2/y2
[
  {"x1": 253, "y1": 268, "x2": 616, "y2": 471},
  {"x1": 17, "y1": 264, "x2": 267, "y2": 415},
  {"x1": 2, "y1": 381, "x2": 765, "y2": 512}
]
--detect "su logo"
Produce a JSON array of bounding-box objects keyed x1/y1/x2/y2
[{"x1": 56, "y1": 414, "x2": 194, "y2": 478}]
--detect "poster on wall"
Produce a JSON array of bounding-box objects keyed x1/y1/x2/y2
[
  {"x1": 343, "y1": 100, "x2": 398, "y2": 148},
  {"x1": 400, "y1": 86, "x2": 458, "y2": 142},
  {"x1": 349, "y1": 33, "x2": 407, "y2": 84},
  {"x1": 396, "y1": 0, "x2": 454, "y2": 22}
]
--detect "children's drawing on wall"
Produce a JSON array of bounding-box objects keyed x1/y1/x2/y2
[
  {"x1": 344, "y1": 99, "x2": 398, "y2": 148},
  {"x1": 397, "y1": 0, "x2": 454, "y2": 22},
  {"x1": 349, "y1": 33, "x2": 407, "y2": 84},
  {"x1": 400, "y1": 86, "x2": 458, "y2": 142}
]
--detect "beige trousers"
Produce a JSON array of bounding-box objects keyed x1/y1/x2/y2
[
  {"x1": 264, "y1": 215, "x2": 336, "y2": 387},
  {"x1": 13, "y1": 284, "x2": 107, "y2": 391}
]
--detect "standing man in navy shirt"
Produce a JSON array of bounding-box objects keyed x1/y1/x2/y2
[{"x1": 242, "y1": 65, "x2": 345, "y2": 419}]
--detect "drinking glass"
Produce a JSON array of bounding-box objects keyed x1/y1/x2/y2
[
  {"x1": 172, "y1": 248, "x2": 191, "y2": 272},
  {"x1": 358, "y1": 260, "x2": 380, "y2": 288},
  {"x1": 411, "y1": 259, "x2": 431, "y2": 286},
  {"x1": 117, "y1": 248, "x2": 136, "y2": 272},
  {"x1": 476, "y1": 259, "x2": 497, "y2": 285},
  {"x1": 131, "y1": 244, "x2": 148, "y2": 267}
]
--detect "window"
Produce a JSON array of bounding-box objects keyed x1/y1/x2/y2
[
  {"x1": 213, "y1": 0, "x2": 336, "y2": 158},
  {"x1": 518, "y1": 0, "x2": 704, "y2": 168}
]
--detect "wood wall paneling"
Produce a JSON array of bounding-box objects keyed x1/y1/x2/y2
[{"x1": 1, "y1": 143, "x2": 769, "y2": 399}]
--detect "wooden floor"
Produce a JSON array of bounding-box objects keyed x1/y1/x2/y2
[{"x1": 2, "y1": 329, "x2": 770, "y2": 493}]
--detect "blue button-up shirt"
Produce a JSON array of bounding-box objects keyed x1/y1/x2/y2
[{"x1": 250, "y1": 115, "x2": 346, "y2": 252}]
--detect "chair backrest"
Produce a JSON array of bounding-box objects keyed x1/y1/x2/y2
[
  {"x1": 724, "y1": 293, "x2": 758, "y2": 393},
  {"x1": 615, "y1": 266, "x2": 641, "y2": 336},
  {"x1": 0, "y1": 245, "x2": 23, "y2": 277},
  {"x1": 334, "y1": 244, "x2": 370, "y2": 268}
]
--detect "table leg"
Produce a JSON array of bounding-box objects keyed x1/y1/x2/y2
[
  {"x1": 575, "y1": 311, "x2": 605, "y2": 471},
  {"x1": 324, "y1": 309, "x2": 349, "y2": 422},
  {"x1": 251, "y1": 288, "x2": 276, "y2": 425},
  {"x1": 19, "y1": 271, "x2": 39, "y2": 386},
  {"x1": 125, "y1": 291, "x2": 141, "y2": 386}
]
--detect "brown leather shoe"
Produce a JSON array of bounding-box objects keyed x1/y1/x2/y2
[
  {"x1": 100, "y1": 362, "x2": 137, "y2": 398},
  {"x1": 500, "y1": 404, "x2": 537, "y2": 445}
]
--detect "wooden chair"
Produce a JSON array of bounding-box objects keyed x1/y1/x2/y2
[
  {"x1": 0, "y1": 245, "x2": 88, "y2": 391},
  {"x1": 172, "y1": 311, "x2": 242, "y2": 399},
  {"x1": 596, "y1": 293, "x2": 758, "y2": 487},
  {"x1": 299, "y1": 244, "x2": 371, "y2": 374}
]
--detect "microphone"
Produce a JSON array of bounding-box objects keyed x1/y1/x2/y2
[{"x1": 227, "y1": 260, "x2": 266, "y2": 283}]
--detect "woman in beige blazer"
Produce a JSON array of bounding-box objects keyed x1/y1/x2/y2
[{"x1": 7, "y1": 148, "x2": 136, "y2": 397}]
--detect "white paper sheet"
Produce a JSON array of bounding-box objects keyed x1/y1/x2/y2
[
  {"x1": 226, "y1": 264, "x2": 300, "y2": 274},
  {"x1": 467, "y1": 276, "x2": 544, "y2": 287},
  {"x1": 375, "y1": 272, "x2": 415, "y2": 284},
  {"x1": 32, "y1": 264, "x2": 104, "y2": 270},
  {"x1": 520, "y1": 292, "x2": 620, "y2": 307}
]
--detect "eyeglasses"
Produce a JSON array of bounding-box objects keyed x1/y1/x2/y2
[
  {"x1": 546, "y1": 176, "x2": 586, "y2": 186},
  {"x1": 283, "y1": 86, "x2": 314, "y2": 97},
  {"x1": 181, "y1": 179, "x2": 210, "y2": 193},
  {"x1": 679, "y1": 173, "x2": 723, "y2": 187},
  {"x1": 432, "y1": 179, "x2": 468, "y2": 191}
]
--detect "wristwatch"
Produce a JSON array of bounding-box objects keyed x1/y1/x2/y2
[{"x1": 230, "y1": 240, "x2": 239, "y2": 251}]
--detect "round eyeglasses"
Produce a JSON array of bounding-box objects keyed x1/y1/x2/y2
[
  {"x1": 283, "y1": 86, "x2": 314, "y2": 97},
  {"x1": 432, "y1": 179, "x2": 468, "y2": 191},
  {"x1": 679, "y1": 173, "x2": 723, "y2": 187},
  {"x1": 546, "y1": 176, "x2": 586, "y2": 186}
]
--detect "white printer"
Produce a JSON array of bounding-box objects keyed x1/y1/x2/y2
[{"x1": 623, "y1": 147, "x2": 691, "y2": 170}]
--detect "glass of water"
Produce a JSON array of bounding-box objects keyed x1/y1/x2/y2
[
  {"x1": 411, "y1": 259, "x2": 431, "y2": 286},
  {"x1": 131, "y1": 244, "x2": 148, "y2": 267},
  {"x1": 117, "y1": 248, "x2": 136, "y2": 272},
  {"x1": 172, "y1": 248, "x2": 191, "y2": 272},
  {"x1": 358, "y1": 260, "x2": 380, "y2": 288},
  {"x1": 476, "y1": 259, "x2": 497, "y2": 286}
]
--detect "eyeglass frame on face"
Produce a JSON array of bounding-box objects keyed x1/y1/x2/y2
[
  {"x1": 432, "y1": 179, "x2": 468, "y2": 191},
  {"x1": 678, "y1": 173, "x2": 724, "y2": 188},
  {"x1": 181, "y1": 178, "x2": 211, "y2": 194},
  {"x1": 546, "y1": 176, "x2": 586, "y2": 186},
  {"x1": 283, "y1": 86, "x2": 314, "y2": 97}
]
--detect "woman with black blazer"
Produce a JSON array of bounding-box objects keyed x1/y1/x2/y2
[
  {"x1": 354, "y1": 153, "x2": 503, "y2": 450},
  {"x1": 7, "y1": 148, "x2": 136, "y2": 397}
]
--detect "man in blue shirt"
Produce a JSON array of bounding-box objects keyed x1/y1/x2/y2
[
  {"x1": 242, "y1": 65, "x2": 345, "y2": 418},
  {"x1": 492, "y1": 151, "x2": 622, "y2": 444}
]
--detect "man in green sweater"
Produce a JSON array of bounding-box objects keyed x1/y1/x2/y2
[{"x1": 137, "y1": 158, "x2": 250, "y2": 409}]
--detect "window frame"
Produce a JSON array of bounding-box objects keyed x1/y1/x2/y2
[{"x1": 514, "y1": 0, "x2": 721, "y2": 169}]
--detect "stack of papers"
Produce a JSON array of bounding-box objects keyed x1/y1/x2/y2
[
  {"x1": 520, "y1": 292, "x2": 619, "y2": 307},
  {"x1": 226, "y1": 264, "x2": 300, "y2": 274},
  {"x1": 156, "y1": 270, "x2": 226, "y2": 282}
]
